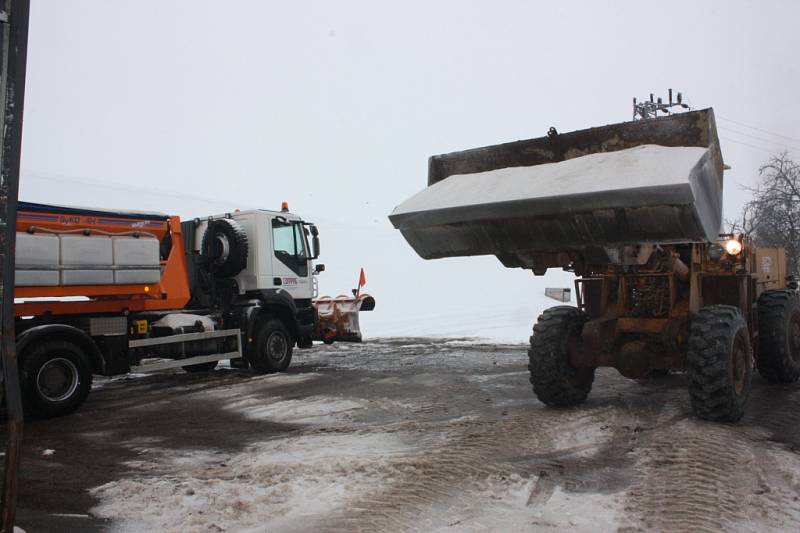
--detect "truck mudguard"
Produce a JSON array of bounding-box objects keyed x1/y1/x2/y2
[
  {"x1": 245, "y1": 288, "x2": 301, "y2": 342},
  {"x1": 16, "y1": 324, "x2": 106, "y2": 374}
]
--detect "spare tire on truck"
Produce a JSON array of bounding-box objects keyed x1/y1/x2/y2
[{"x1": 201, "y1": 218, "x2": 249, "y2": 278}]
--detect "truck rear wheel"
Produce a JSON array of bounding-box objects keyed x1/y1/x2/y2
[
  {"x1": 757, "y1": 289, "x2": 800, "y2": 383},
  {"x1": 250, "y1": 318, "x2": 293, "y2": 374},
  {"x1": 20, "y1": 340, "x2": 93, "y2": 418},
  {"x1": 687, "y1": 305, "x2": 752, "y2": 422},
  {"x1": 528, "y1": 306, "x2": 594, "y2": 407}
]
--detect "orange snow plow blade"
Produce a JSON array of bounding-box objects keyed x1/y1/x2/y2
[{"x1": 313, "y1": 293, "x2": 375, "y2": 343}]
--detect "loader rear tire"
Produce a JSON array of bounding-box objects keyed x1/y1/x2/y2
[
  {"x1": 528, "y1": 306, "x2": 594, "y2": 407},
  {"x1": 201, "y1": 218, "x2": 249, "y2": 278},
  {"x1": 687, "y1": 305, "x2": 752, "y2": 422},
  {"x1": 757, "y1": 289, "x2": 800, "y2": 384}
]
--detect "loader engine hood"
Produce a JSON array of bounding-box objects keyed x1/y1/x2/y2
[{"x1": 389, "y1": 109, "x2": 724, "y2": 270}]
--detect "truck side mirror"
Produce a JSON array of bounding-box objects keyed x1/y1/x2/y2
[
  {"x1": 314, "y1": 264, "x2": 325, "y2": 274},
  {"x1": 310, "y1": 225, "x2": 320, "y2": 259}
]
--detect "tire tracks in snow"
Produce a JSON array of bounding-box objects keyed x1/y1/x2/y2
[
  {"x1": 306, "y1": 399, "x2": 640, "y2": 532},
  {"x1": 619, "y1": 385, "x2": 800, "y2": 533}
]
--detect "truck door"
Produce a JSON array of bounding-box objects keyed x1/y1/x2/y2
[{"x1": 270, "y1": 218, "x2": 312, "y2": 299}]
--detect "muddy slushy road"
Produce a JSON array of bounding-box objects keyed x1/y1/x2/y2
[{"x1": 8, "y1": 337, "x2": 800, "y2": 532}]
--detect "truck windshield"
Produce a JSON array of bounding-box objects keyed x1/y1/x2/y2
[{"x1": 272, "y1": 220, "x2": 308, "y2": 276}]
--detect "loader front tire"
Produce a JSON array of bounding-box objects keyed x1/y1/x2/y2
[
  {"x1": 687, "y1": 305, "x2": 752, "y2": 422},
  {"x1": 528, "y1": 306, "x2": 594, "y2": 407},
  {"x1": 757, "y1": 290, "x2": 800, "y2": 384}
]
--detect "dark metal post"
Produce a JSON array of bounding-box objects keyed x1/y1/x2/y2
[{"x1": 0, "y1": 0, "x2": 30, "y2": 531}]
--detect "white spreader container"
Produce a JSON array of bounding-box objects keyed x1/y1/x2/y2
[
  {"x1": 15, "y1": 233, "x2": 60, "y2": 286},
  {"x1": 112, "y1": 236, "x2": 161, "y2": 284},
  {"x1": 59, "y1": 234, "x2": 114, "y2": 285}
]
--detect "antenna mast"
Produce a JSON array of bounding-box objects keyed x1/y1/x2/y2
[{"x1": 633, "y1": 89, "x2": 691, "y2": 120}]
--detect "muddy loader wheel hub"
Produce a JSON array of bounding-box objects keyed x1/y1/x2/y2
[
  {"x1": 36, "y1": 357, "x2": 80, "y2": 403},
  {"x1": 731, "y1": 337, "x2": 747, "y2": 395}
]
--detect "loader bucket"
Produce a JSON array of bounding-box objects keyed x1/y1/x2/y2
[
  {"x1": 313, "y1": 293, "x2": 375, "y2": 343},
  {"x1": 389, "y1": 109, "x2": 725, "y2": 270}
]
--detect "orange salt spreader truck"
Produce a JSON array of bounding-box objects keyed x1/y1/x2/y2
[{"x1": 12, "y1": 201, "x2": 375, "y2": 417}]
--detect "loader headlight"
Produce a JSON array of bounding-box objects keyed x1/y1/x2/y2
[{"x1": 724, "y1": 239, "x2": 742, "y2": 256}]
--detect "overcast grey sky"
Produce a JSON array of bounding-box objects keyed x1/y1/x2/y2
[{"x1": 19, "y1": 0, "x2": 800, "y2": 340}]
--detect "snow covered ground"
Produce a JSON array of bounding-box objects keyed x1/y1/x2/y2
[{"x1": 14, "y1": 338, "x2": 800, "y2": 532}]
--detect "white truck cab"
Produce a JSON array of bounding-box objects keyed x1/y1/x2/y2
[{"x1": 192, "y1": 206, "x2": 322, "y2": 301}]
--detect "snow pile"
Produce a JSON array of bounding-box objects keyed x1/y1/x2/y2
[
  {"x1": 391, "y1": 144, "x2": 707, "y2": 218},
  {"x1": 90, "y1": 432, "x2": 416, "y2": 533}
]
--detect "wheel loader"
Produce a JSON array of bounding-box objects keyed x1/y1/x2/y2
[{"x1": 389, "y1": 108, "x2": 800, "y2": 422}]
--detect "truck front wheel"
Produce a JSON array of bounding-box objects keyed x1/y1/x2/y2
[
  {"x1": 687, "y1": 305, "x2": 752, "y2": 422},
  {"x1": 250, "y1": 318, "x2": 294, "y2": 374},
  {"x1": 20, "y1": 340, "x2": 93, "y2": 418},
  {"x1": 528, "y1": 306, "x2": 594, "y2": 407}
]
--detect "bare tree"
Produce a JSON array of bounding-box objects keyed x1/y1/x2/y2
[{"x1": 734, "y1": 153, "x2": 800, "y2": 276}]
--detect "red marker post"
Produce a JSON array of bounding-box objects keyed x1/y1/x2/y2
[{"x1": 355, "y1": 268, "x2": 366, "y2": 298}]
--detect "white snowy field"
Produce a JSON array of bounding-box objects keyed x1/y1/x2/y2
[{"x1": 360, "y1": 285, "x2": 575, "y2": 343}]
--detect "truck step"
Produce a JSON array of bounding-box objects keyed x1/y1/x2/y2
[
  {"x1": 134, "y1": 351, "x2": 242, "y2": 373},
  {"x1": 129, "y1": 328, "x2": 242, "y2": 373}
]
